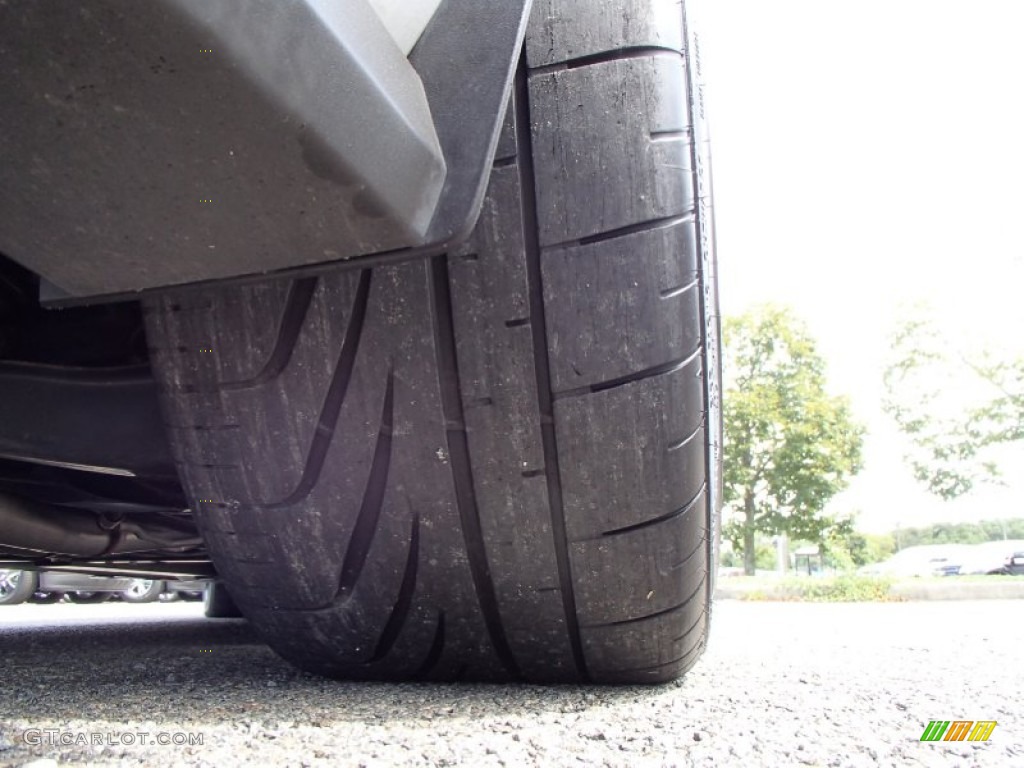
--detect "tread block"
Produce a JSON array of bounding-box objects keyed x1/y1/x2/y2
[
  {"x1": 529, "y1": 56, "x2": 693, "y2": 246},
  {"x1": 526, "y1": 0, "x2": 684, "y2": 68},
  {"x1": 582, "y1": 600, "x2": 706, "y2": 680},
  {"x1": 170, "y1": 282, "x2": 293, "y2": 385},
  {"x1": 252, "y1": 601, "x2": 441, "y2": 680},
  {"x1": 448, "y1": 166, "x2": 532, "y2": 399},
  {"x1": 554, "y1": 360, "x2": 705, "y2": 539},
  {"x1": 542, "y1": 219, "x2": 700, "y2": 392},
  {"x1": 589, "y1": 618, "x2": 708, "y2": 684},
  {"x1": 571, "y1": 488, "x2": 706, "y2": 625}
]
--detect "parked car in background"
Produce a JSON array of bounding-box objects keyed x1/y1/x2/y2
[
  {"x1": 0, "y1": 568, "x2": 208, "y2": 605},
  {"x1": 0, "y1": 569, "x2": 136, "y2": 604},
  {"x1": 122, "y1": 577, "x2": 207, "y2": 603},
  {"x1": 1008, "y1": 551, "x2": 1024, "y2": 576},
  {"x1": 955, "y1": 540, "x2": 1024, "y2": 575},
  {"x1": 159, "y1": 579, "x2": 207, "y2": 602},
  {"x1": 857, "y1": 545, "x2": 972, "y2": 578}
]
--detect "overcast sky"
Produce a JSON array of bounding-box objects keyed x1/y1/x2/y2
[{"x1": 696, "y1": 0, "x2": 1024, "y2": 533}]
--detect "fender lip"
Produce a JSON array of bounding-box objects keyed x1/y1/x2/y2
[{"x1": 0, "y1": 0, "x2": 533, "y2": 305}]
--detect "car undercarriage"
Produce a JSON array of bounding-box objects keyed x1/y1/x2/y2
[{"x1": 0, "y1": 255, "x2": 210, "y2": 581}]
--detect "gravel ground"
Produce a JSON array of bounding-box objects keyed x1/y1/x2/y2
[{"x1": 0, "y1": 599, "x2": 1018, "y2": 767}]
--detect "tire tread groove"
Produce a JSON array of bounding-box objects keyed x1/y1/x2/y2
[
  {"x1": 515, "y1": 56, "x2": 591, "y2": 682},
  {"x1": 335, "y1": 369, "x2": 395, "y2": 601},
  {"x1": 430, "y1": 256, "x2": 524, "y2": 681},
  {"x1": 256, "y1": 270, "x2": 371, "y2": 509},
  {"x1": 218, "y1": 277, "x2": 318, "y2": 391},
  {"x1": 597, "y1": 484, "x2": 705, "y2": 539},
  {"x1": 582, "y1": 574, "x2": 706, "y2": 629},
  {"x1": 369, "y1": 513, "x2": 420, "y2": 663}
]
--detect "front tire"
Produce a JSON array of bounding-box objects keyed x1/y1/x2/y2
[{"x1": 145, "y1": 0, "x2": 719, "y2": 683}]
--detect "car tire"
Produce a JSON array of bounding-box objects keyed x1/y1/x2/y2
[
  {"x1": 120, "y1": 579, "x2": 165, "y2": 603},
  {"x1": 0, "y1": 569, "x2": 38, "y2": 605},
  {"x1": 144, "y1": 0, "x2": 720, "y2": 683},
  {"x1": 67, "y1": 591, "x2": 112, "y2": 604},
  {"x1": 30, "y1": 591, "x2": 65, "y2": 604},
  {"x1": 204, "y1": 581, "x2": 244, "y2": 619}
]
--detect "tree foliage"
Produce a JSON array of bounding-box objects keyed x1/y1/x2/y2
[
  {"x1": 883, "y1": 315, "x2": 1024, "y2": 498},
  {"x1": 719, "y1": 538, "x2": 778, "y2": 571},
  {"x1": 892, "y1": 518, "x2": 1024, "y2": 548},
  {"x1": 723, "y1": 306, "x2": 864, "y2": 574},
  {"x1": 832, "y1": 531, "x2": 896, "y2": 567}
]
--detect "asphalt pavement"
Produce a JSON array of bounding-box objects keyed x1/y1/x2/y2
[{"x1": 0, "y1": 599, "x2": 1019, "y2": 767}]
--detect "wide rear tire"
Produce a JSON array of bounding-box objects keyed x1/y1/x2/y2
[{"x1": 144, "y1": 0, "x2": 720, "y2": 683}]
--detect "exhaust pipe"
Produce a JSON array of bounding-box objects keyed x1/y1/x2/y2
[
  {"x1": 0, "y1": 492, "x2": 113, "y2": 556},
  {"x1": 0, "y1": 492, "x2": 201, "y2": 557}
]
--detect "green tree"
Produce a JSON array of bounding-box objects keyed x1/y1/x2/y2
[
  {"x1": 723, "y1": 306, "x2": 864, "y2": 574},
  {"x1": 829, "y1": 529, "x2": 896, "y2": 568},
  {"x1": 720, "y1": 537, "x2": 781, "y2": 571},
  {"x1": 883, "y1": 315, "x2": 1023, "y2": 498},
  {"x1": 890, "y1": 518, "x2": 1024, "y2": 547}
]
